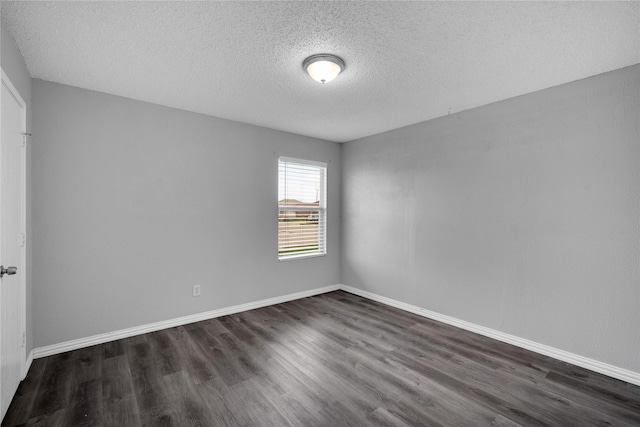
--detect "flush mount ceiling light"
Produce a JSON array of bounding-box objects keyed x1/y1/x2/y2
[{"x1": 303, "y1": 54, "x2": 345, "y2": 84}]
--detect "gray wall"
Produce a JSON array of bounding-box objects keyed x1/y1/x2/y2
[
  {"x1": 342, "y1": 65, "x2": 640, "y2": 373},
  {"x1": 1, "y1": 20, "x2": 33, "y2": 354},
  {"x1": 32, "y1": 80, "x2": 341, "y2": 347}
]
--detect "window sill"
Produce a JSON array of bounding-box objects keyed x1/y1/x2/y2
[{"x1": 278, "y1": 252, "x2": 326, "y2": 262}]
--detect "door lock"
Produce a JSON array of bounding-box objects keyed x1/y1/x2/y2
[{"x1": 0, "y1": 266, "x2": 17, "y2": 278}]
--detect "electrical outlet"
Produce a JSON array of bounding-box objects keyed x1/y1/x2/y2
[{"x1": 192, "y1": 285, "x2": 201, "y2": 297}]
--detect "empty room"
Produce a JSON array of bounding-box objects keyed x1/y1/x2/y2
[{"x1": 1, "y1": 1, "x2": 639, "y2": 426}]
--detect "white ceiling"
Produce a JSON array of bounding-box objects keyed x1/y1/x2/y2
[{"x1": 1, "y1": 1, "x2": 639, "y2": 143}]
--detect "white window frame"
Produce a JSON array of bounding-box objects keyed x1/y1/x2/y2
[{"x1": 278, "y1": 157, "x2": 327, "y2": 260}]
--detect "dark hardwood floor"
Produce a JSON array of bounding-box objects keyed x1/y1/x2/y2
[{"x1": 3, "y1": 290, "x2": 640, "y2": 426}]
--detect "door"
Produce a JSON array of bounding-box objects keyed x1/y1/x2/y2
[{"x1": 0, "y1": 70, "x2": 27, "y2": 421}]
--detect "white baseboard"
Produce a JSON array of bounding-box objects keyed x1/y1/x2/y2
[
  {"x1": 32, "y1": 284, "x2": 339, "y2": 359},
  {"x1": 22, "y1": 349, "x2": 33, "y2": 379},
  {"x1": 31, "y1": 282, "x2": 640, "y2": 387},
  {"x1": 339, "y1": 284, "x2": 640, "y2": 387}
]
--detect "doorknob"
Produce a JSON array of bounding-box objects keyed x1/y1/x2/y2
[{"x1": 0, "y1": 266, "x2": 17, "y2": 278}]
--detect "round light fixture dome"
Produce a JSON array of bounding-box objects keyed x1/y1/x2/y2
[{"x1": 303, "y1": 54, "x2": 345, "y2": 84}]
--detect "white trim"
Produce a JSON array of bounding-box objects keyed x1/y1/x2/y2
[
  {"x1": 22, "y1": 350, "x2": 33, "y2": 379},
  {"x1": 0, "y1": 70, "x2": 27, "y2": 111},
  {"x1": 278, "y1": 252, "x2": 326, "y2": 262},
  {"x1": 339, "y1": 284, "x2": 640, "y2": 387},
  {"x1": 1, "y1": 68, "x2": 29, "y2": 384},
  {"x1": 278, "y1": 156, "x2": 327, "y2": 168},
  {"x1": 33, "y1": 284, "x2": 340, "y2": 359}
]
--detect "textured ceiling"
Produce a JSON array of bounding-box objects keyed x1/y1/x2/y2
[{"x1": 1, "y1": 1, "x2": 639, "y2": 142}]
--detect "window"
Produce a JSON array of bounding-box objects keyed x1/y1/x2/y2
[{"x1": 278, "y1": 157, "x2": 327, "y2": 260}]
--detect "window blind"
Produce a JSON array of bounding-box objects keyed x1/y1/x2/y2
[{"x1": 278, "y1": 157, "x2": 327, "y2": 260}]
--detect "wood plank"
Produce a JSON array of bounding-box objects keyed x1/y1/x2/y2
[
  {"x1": 29, "y1": 351, "x2": 77, "y2": 417},
  {"x1": 195, "y1": 376, "x2": 242, "y2": 426},
  {"x1": 23, "y1": 408, "x2": 67, "y2": 427},
  {"x1": 164, "y1": 327, "x2": 218, "y2": 385},
  {"x1": 186, "y1": 327, "x2": 253, "y2": 387},
  {"x1": 223, "y1": 378, "x2": 293, "y2": 426},
  {"x1": 161, "y1": 370, "x2": 219, "y2": 426},
  {"x1": 386, "y1": 342, "x2": 624, "y2": 426},
  {"x1": 101, "y1": 354, "x2": 141, "y2": 427},
  {"x1": 100, "y1": 339, "x2": 124, "y2": 360},
  {"x1": 365, "y1": 407, "x2": 413, "y2": 427},
  {"x1": 64, "y1": 379, "x2": 102, "y2": 426},
  {"x1": 1, "y1": 358, "x2": 47, "y2": 426},
  {"x1": 145, "y1": 330, "x2": 181, "y2": 376},
  {"x1": 126, "y1": 341, "x2": 172, "y2": 425}
]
